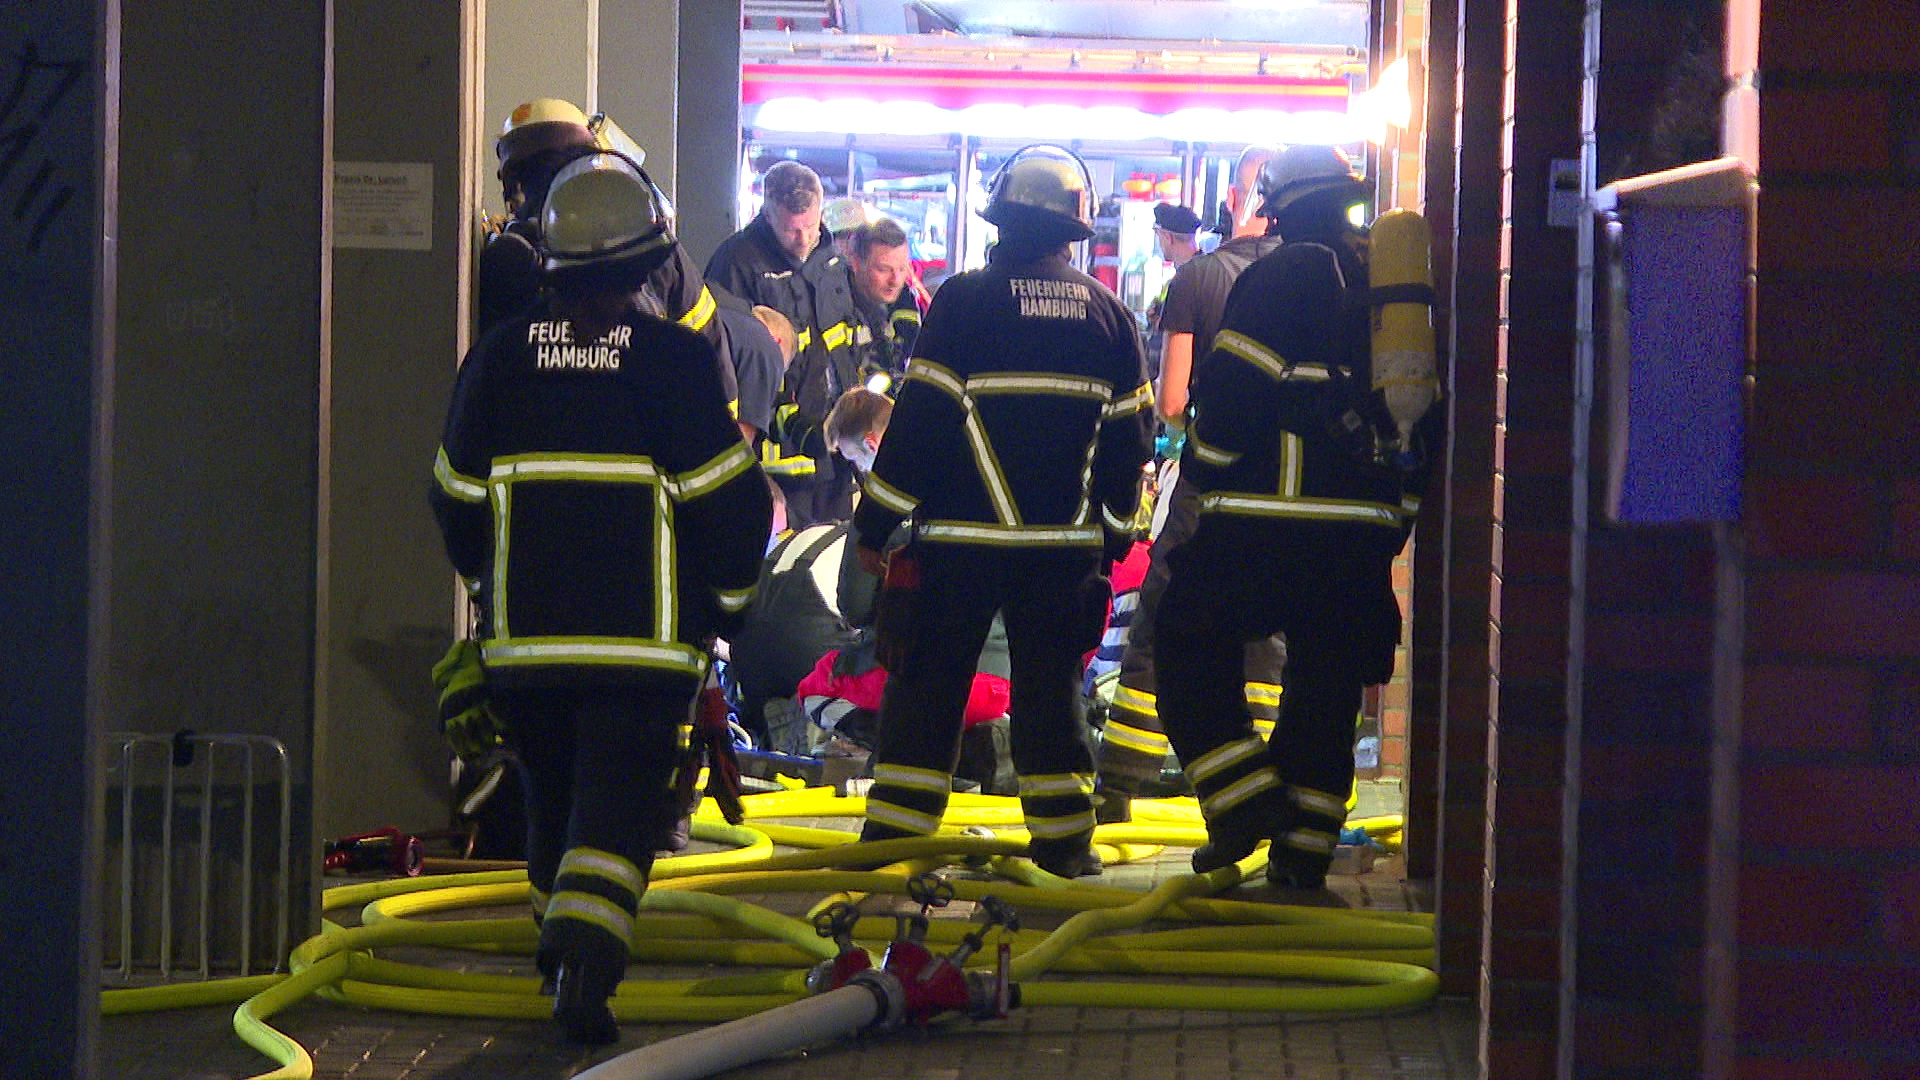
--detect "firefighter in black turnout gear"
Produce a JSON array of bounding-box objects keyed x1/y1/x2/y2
[
  {"x1": 1152, "y1": 145, "x2": 1439, "y2": 889},
  {"x1": 431, "y1": 152, "x2": 771, "y2": 1042},
  {"x1": 851, "y1": 145, "x2": 1154, "y2": 879},
  {"x1": 705, "y1": 161, "x2": 864, "y2": 527},
  {"x1": 478, "y1": 98, "x2": 733, "y2": 406}
]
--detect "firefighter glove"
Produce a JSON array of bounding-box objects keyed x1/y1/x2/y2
[{"x1": 432, "y1": 639, "x2": 506, "y2": 759}]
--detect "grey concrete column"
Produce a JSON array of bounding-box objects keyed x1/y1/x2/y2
[
  {"x1": 320, "y1": 0, "x2": 472, "y2": 841},
  {"x1": 0, "y1": 6, "x2": 108, "y2": 1076},
  {"x1": 482, "y1": 0, "x2": 596, "y2": 217},
  {"x1": 110, "y1": 0, "x2": 330, "y2": 927},
  {"x1": 673, "y1": 0, "x2": 742, "y2": 263}
]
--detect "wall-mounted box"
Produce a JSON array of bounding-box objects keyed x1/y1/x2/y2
[{"x1": 1594, "y1": 157, "x2": 1756, "y2": 525}]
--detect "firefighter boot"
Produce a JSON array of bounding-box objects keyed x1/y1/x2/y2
[
  {"x1": 1264, "y1": 788, "x2": 1341, "y2": 890},
  {"x1": 1094, "y1": 787, "x2": 1133, "y2": 825},
  {"x1": 551, "y1": 953, "x2": 622, "y2": 1045},
  {"x1": 1191, "y1": 789, "x2": 1283, "y2": 874},
  {"x1": 1029, "y1": 834, "x2": 1104, "y2": 879}
]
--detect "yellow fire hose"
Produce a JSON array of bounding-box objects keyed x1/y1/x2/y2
[{"x1": 102, "y1": 788, "x2": 1434, "y2": 1080}]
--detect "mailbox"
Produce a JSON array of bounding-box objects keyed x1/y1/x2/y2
[{"x1": 1594, "y1": 157, "x2": 1755, "y2": 525}]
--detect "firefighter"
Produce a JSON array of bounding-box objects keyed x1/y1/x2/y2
[
  {"x1": 849, "y1": 145, "x2": 1154, "y2": 879},
  {"x1": 1151, "y1": 144, "x2": 1438, "y2": 889},
  {"x1": 480, "y1": 99, "x2": 732, "y2": 405},
  {"x1": 843, "y1": 218, "x2": 918, "y2": 390},
  {"x1": 705, "y1": 161, "x2": 863, "y2": 527},
  {"x1": 430, "y1": 151, "x2": 771, "y2": 1041},
  {"x1": 1095, "y1": 146, "x2": 1286, "y2": 824}
]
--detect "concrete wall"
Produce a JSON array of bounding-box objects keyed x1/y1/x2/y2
[
  {"x1": 481, "y1": 0, "x2": 596, "y2": 217},
  {"x1": 1, "y1": 5, "x2": 106, "y2": 1074},
  {"x1": 321, "y1": 0, "x2": 472, "y2": 841}
]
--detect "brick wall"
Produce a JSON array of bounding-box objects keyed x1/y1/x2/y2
[
  {"x1": 1733, "y1": 0, "x2": 1920, "y2": 1074},
  {"x1": 1432, "y1": 0, "x2": 1506, "y2": 1004},
  {"x1": 1407, "y1": 0, "x2": 1460, "y2": 884}
]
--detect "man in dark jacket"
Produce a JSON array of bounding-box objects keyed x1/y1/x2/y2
[
  {"x1": 1151, "y1": 145, "x2": 1441, "y2": 890},
  {"x1": 847, "y1": 146, "x2": 1153, "y2": 879},
  {"x1": 431, "y1": 151, "x2": 771, "y2": 1042},
  {"x1": 705, "y1": 160, "x2": 862, "y2": 526}
]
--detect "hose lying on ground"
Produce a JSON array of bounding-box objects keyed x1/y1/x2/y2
[{"x1": 102, "y1": 788, "x2": 1436, "y2": 1080}]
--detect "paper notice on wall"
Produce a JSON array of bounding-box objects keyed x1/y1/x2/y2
[{"x1": 333, "y1": 162, "x2": 433, "y2": 250}]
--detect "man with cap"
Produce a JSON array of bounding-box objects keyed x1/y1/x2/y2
[{"x1": 1152, "y1": 202, "x2": 1204, "y2": 269}]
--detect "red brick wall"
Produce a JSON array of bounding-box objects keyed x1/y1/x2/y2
[
  {"x1": 1406, "y1": 0, "x2": 1460, "y2": 885},
  {"x1": 1482, "y1": 0, "x2": 1584, "y2": 1075},
  {"x1": 1431, "y1": 0, "x2": 1506, "y2": 1002},
  {"x1": 1734, "y1": 1, "x2": 1920, "y2": 1074}
]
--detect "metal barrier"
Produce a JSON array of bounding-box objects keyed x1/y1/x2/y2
[{"x1": 103, "y1": 732, "x2": 292, "y2": 981}]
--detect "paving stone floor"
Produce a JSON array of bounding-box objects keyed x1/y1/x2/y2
[{"x1": 102, "y1": 783, "x2": 1478, "y2": 1080}]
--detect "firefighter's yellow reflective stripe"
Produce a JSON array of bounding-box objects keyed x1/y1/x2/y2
[
  {"x1": 864, "y1": 472, "x2": 919, "y2": 515},
  {"x1": 481, "y1": 637, "x2": 708, "y2": 673},
  {"x1": 677, "y1": 284, "x2": 717, "y2": 332},
  {"x1": 1203, "y1": 768, "x2": 1280, "y2": 817},
  {"x1": 1025, "y1": 810, "x2": 1097, "y2": 840},
  {"x1": 528, "y1": 884, "x2": 550, "y2": 917},
  {"x1": 758, "y1": 438, "x2": 817, "y2": 477},
  {"x1": 821, "y1": 321, "x2": 856, "y2": 351},
  {"x1": 903, "y1": 358, "x2": 966, "y2": 401},
  {"x1": 545, "y1": 892, "x2": 634, "y2": 942},
  {"x1": 967, "y1": 372, "x2": 1111, "y2": 401},
  {"x1": 557, "y1": 846, "x2": 644, "y2": 895},
  {"x1": 1017, "y1": 773, "x2": 1096, "y2": 800},
  {"x1": 1199, "y1": 491, "x2": 1407, "y2": 526},
  {"x1": 795, "y1": 327, "x2": 813, "y2": 351},
  {"x1": 890, "y1": 307, "x2": 920, "y2": 332},
  {"x1": 1290, "y1": 785, "x2": 1348, "y2": 820},
  {"x1": 962, "y1": 407, "x2": 1021, "y2": 525},
  {"x1": 1102, "y1": 717, "x2": 1169, "y2": 757},
  {"x1": 1214, "y1": 330, "x2": 1334, "y2": 382},
  {"x1": 1245, "y1": 682, "x2": 1283, "y2": 710},
  {"x1": 656, "y1": 483, "x2": 676, "y2": 639},
  {"x1": 435, "y1": 447, "x2": 488, "y2": 502},
  {"x1": 670, "y1": 440, "x2": 756, "y2": 502},
  {"x1": 1252, "y1": 717, "x2": 1276, "y2": 741},
  {"x1": 1111, "y1": 684, "x2": 1158, "y2": 717},
  {"x1": 873, "y1": 762, "x2": 949, "y2": 794},
  {"x1": 1403, "y1": 495, "x2": 1423, "y2": 515},
  {"x1": 1103, "y1": 381, "x2": 1155, "y2": 420},
  {"x1": 1278, "y1": 827, "x2": 1338, "y2": 855},
  {"x1": 1188, "y1": 735, "x2": 1265, "y2": 784},
  {"x1": 1189, "y1": 434, "x2": 1241, "y2": 468},
  {"x1": 917, "y1": 521, "x2": 1101, "y2": 546},
  {"x1": 1280, "y1": 433, "x2": 1303, "y2": 496},
  {"x1": 489, "y1": 453, "x2": 661, "y2": 483},
  {"x1": 714, "y1": 584, "x2": 756, "y2": 613},
  {"x1": 729, "y1": 398, "x2": 740, "y2": 419},
  {"x1": 865, "y1": 799, "x2": 941, "y2": 836},
  {"x1": 491, "y1": 483, "x2": 512, "y2": 639}
]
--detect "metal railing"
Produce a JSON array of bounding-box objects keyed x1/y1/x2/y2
[{"x1": 103, "y1": 732, "x2": 292, "y2": 981}]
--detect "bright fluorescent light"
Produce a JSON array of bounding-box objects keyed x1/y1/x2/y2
[{"x1": 749, "y1": 97, "x2": 1366, "y2": 145}]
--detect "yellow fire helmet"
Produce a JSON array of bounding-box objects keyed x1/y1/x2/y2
[{"x1": 496, "y1": 98, "x2": 595, "y2": 168}]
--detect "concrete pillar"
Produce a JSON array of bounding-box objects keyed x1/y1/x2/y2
[
  {"x1": 319, "y1": 1, "x2": 473, "y2": 841},
  {"x1": 1480, "y1": 0, "x2": 1587, "y2": 1075},
  {"x1": 1, "y1": 6, "x2": 107, "y2": 1075},
  {"x1": 481, "y1": 0, "x2": 596, "y2": 217},
  {"x1": 672, "y1": 0, "x2": 743, "y2": 263},
  {"x1": 106, "y1": 0, "x2": 330, "y2": 936}
]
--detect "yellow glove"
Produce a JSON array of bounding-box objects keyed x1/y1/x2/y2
[{"x1": 432, "y1": 639, "x2": 505, "y2": 758}]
